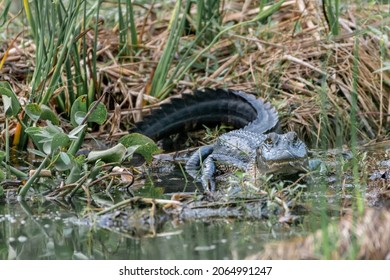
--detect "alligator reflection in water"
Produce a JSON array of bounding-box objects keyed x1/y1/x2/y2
[{"x1": 97, "y1": 196, "x2": 283, "y2": 239}]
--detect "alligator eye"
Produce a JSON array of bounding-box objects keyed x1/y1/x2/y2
[{"x1": 264, "y1": 137, "x2": 273, "y2": 146}]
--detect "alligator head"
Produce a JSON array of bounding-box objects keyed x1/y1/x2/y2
[{"x1": 256, "y1": 132, "x2": 308, "y2": 175}]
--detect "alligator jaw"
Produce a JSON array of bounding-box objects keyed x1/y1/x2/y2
[{"x1": 257, "y1": 157, "x2": 308, "y2": 175}]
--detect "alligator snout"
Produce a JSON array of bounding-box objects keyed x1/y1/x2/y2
[{"x1": 256, "y1": 132, "x2": 308, "y2": 175}]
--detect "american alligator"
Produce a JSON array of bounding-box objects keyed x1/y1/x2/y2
[{"x1": 133, "y1": 88, "x2": 308, "y2": 191}]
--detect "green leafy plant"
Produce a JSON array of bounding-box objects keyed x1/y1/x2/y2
[
  {"x1": 119, "y1": 133, "x2": 162, "y2": 163},
  {"x1": 16, "y1": 93, "x2": 109, "y2": 200}
]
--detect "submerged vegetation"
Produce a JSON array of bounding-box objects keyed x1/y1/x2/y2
[{"x1": 0, "y1": 0, "x2": 389, "y2": 259}]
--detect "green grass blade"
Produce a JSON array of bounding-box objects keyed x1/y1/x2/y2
[{"x1": 150, "y1": 0, "x2": 189, "y2": 98}]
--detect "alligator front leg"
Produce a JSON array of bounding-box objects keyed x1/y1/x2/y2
[
  {"x1": 185, "y1": 145, "x2": 213, "y2": 179},
  {"x1": 185, "y1": 145, "x2": 217, "y2": 192},
  {"x1": 200, "y1": 156, "x2": 216, "y2": 192}
]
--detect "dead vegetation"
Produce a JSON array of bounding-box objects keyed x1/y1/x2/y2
[{"x1": 247, "y1": 207, "x2": 390, "y2": 260}]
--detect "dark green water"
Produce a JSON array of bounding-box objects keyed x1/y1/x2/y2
[{"x1": 0, "y1": 200, "x2": 310, "y2": 260}]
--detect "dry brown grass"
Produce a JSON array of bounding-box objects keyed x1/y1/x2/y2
[
  {"x1": 247, "y1": 207, "x2": 390, "y2": 259},
  {"x1": 0, "y1": 0, "x2": 389, "y2": 146}
]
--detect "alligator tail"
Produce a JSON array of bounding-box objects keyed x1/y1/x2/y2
[{"x1": 131, "y1": 88, "x2": 279, "y2": 140}]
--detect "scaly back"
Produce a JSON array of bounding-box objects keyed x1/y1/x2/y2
[{"x1": 132, "y1": 88, "x2": 279, "y2": 140}]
